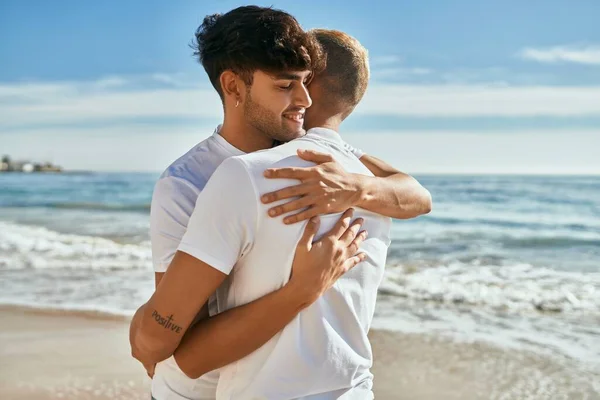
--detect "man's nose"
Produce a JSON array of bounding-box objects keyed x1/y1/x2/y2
[{"x1": 293, "y1": 84, "x2": 312, "y2": 109}]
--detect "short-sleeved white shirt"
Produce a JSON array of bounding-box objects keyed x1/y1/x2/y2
[
  {"x1": 150, "y1": 126, "x2": 244, "y2": 400},
  {"x1": 179, "y1": 128, "x2": 392, "y2": 400}
]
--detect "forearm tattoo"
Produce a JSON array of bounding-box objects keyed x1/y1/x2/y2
[{"x1": 151, "y1": 310, "x2": 182, "y2": 334}]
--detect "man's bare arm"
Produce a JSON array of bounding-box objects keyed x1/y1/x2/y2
[
  {"x1": 353, "y1": 153, "x2": 432, "y2": 219},
  {"x1": 130, "y1": 251, "x2": 227, "y2": 368},
  {"x1": 261, "y1": 149, "x2": 432, "y2": 222},
  {"x1": 130, "y1": 210, "x2": 366, "y2": 377},
  {"x1": 155, "y1": 272, "x2": 209, "y2": 326},
  {"x1": 128, "y1": 274, "x2": 209, "y2": 377},
  {"x1": 155, "y1": 272, "x2": 163, "y2": 288},
  {"x1": 174, "y1": 279, "x2": 308, "y2": 378}
]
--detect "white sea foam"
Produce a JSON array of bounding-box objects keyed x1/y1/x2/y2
[
  {"x1": 1, "y1": 220, "x2": 599, "y2": 368},
  {"x1": 380, "y1": 261, "x2": 600, "y2": 314},
  {"x1": 2, "y1": 221, "x2": 599, "y2": 316},
  {"x1": 0, "y1": 221, "x2": 152, "y2": 270}
]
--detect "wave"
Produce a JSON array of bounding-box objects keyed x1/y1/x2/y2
[
  {"x1": 386, "y1": 231, "x2": 600, "y2": 254},
  {"x1": 500, "y1": 235, "x2": 600, "y2": 249},
  {"x1": 0, "y1": 221, "x2": 152, "y2": 270},
  {"x1": 2, "y1": 221, "x2": 599, "y2": 318},
  {"x1": 422, "y1": 214, "x2": 600, "y2": 235},
  {"x1": 380, "y1": 262, "x2": 600, "y2": 315}
]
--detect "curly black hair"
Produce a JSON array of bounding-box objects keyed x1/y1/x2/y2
[{"x1": 192, "y1": 6, "x2": 325, "y2": 99}]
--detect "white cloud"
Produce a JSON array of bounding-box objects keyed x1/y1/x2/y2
[
  {"x1": 93, "y1": 76, "x2": 129, "y2": 90},
  {"x1": 356, "y1": 84, "x2": 600, "y2": 117},
  {"x1": 518, "y1": 45, "x2": 600, "y2": 65},
  {"x1": 0, "y1": 76, "x2": 222, "y2": 127},
  {"x1": 372, "y1": 67, "x2": 433, "y2": 79},
  {"x1": 3, "y1": 126, "x2": 599, "y2": 174},
  {"x1": 2, "y1": 75, "x2": 600, "y2": 130},
  {"x1": 0, "y1": 77, "x2": 600, "y2": 129},
  {"x1": 2, "y1": 75, "x2": 598, "y2": 174},
  {"x1": 407, "y1": 68, "x2": 432, "y2": 75},
  {"x1": 369, "y1": 55, "x2": 403, "y2": 67},
  {"x1": 2, "y1": 87, "x2": 222, "y2": 122},
  {"x1": 343, "y1": 130, "x2": 600, "y2": 175},
  {"x1": 369, "y1": 56, "x2": 432, "y2": 80},
  {"x1": 150, "y1": 72, "x2": 198, "y2": 87},
  {"x1": 0, "y1": 82, "x2": 75, "y2": 98}
]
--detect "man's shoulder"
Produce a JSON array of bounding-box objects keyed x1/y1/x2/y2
[
  {"x1": 158, "y1": 135, "x2": 227, "y2": 190},
  {"x1": 234, "y1": 141, "x2": 300, "y2": 170},
  {"x1": 238, "y1": 137, "x2": 361, "y2": 171}
]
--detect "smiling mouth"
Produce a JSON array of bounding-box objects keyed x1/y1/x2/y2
[{"x1": 283, "y1": 112, "x2": 304, "y2": 122}]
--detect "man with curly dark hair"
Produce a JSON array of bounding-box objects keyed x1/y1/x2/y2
[
  {"x1": 192, "y1": 5, "x2": 325, "y2": 146},
  {"x1": 130, "y1": 6, "x2": 431, "y2": 400}
]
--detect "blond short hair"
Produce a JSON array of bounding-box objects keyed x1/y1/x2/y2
[{"x1": 310, "y1": 29, "x2": 369, "y2": 111}]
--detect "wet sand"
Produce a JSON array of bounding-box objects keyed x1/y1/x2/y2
[{"x1": 1, "y1": 306, "x2": 598, "y2": 399}]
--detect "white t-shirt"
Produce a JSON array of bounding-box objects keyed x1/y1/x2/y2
[
  {"x1": 150, "y1": 126, "x2": 244, "y2": 400},
  {"x1": 149, "y1": 126, "x2": 367, "y2": 399},
  {"x1": 179, "y1": 127, "x2": 392, "y2": 400}
]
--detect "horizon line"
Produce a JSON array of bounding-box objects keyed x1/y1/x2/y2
[{"x1": 50, "y1": 170, "x2": 600, "y2": 177}]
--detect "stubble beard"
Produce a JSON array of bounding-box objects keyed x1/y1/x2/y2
[{"x1": 244, "y1": 92, "x2": 302, "y2": 144}]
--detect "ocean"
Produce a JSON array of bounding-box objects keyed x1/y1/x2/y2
[{"x1": 1, "y1": 172, "x2": 599, "y2": 372}]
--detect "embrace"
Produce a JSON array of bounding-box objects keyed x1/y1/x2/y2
[{"x1": 129, "y1": 5, "x2": 432, "y2": 400}]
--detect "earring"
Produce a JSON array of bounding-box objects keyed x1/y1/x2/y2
[{"x1": 235, "y1": 99, "x2": 240, "y2": 108}]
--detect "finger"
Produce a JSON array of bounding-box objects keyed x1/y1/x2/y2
[
  {"x1": 283, "y1": 205, "x2": 321, "y2": 224},
  {"x1": 315, "y1": 208, "x2": 353, "y2": 237},
  {"x1": 297, "y1": 216, "x2": 320, "y2": 250},
  {"x1": 261, "y1": 183, "x2": 312, "y2": 204},
  {"x1": 283, "y1": 206, "x2": 321, "y2": 224},
  {"x1": 347, "y1": 230, "x2": 368, "y2": 255},
  {"x1": 297, "y1": 149, "x2": 334, "y2": 164},
  {"x1": 264, "y1": 167, "x2": 312, "y2": 180},
  {"x1": 269, "y1": 196, "x2": 314, "y2": 217},
  {"x1": 340, "y1": 252, "x2": 367, "y2": 274},
  {"x1": 339, "y1": 218, "x2": 364, "y2": 245}
]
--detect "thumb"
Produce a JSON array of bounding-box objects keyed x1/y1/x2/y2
[
  {"x1": 298, "y1": 216, "x2": 320, "y2": 251},
  {"x1": 297, "y1": 149, "x2": 334, "y2": 164}
]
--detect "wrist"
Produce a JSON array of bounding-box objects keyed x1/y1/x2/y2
[
  {"x1": 351, "y1": 173, "x2": 372, "y2": 208},
  {"x1": 282, "y1": 279, "x2": 318, "y2": 312}
]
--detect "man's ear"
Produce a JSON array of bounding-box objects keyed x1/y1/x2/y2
[{"x1": 220, "y1": 70, "x2": 243, "y2": 105}]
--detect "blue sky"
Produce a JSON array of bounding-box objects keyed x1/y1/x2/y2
[{"x1": 1, "y1": 0, "x2": 599, "y2": 173}]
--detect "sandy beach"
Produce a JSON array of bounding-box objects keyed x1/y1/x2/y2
[{"x1": 1, "y1": 306, "x2": 598, "y2": 400}]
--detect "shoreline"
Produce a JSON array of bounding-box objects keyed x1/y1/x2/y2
[{"x1": 1, "y1": 305, "x2": 598, "y2": 399}]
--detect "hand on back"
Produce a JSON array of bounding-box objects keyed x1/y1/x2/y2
[
  {"x1": 262, "y1": 149, "x2": 362, "y2": 224},
  {"x1": 287, "y1": 208, "x2": 367, "y2": 305}
]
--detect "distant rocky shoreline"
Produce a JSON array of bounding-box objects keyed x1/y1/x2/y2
[{"x1": 1, "y1": 155, "x2": 62, "y2": 173}]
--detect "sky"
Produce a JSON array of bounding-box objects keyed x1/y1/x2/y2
[{"x1": 1, "y1": 0, "x2": 599, "y2": 174}]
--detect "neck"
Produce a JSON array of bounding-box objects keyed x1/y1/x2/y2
[
  {"x1": 218, "y1": 113, "x2": 274, "y2": 153},
  {"x1": 305, "y1": 114, "x2": 343, "y2": 132}
]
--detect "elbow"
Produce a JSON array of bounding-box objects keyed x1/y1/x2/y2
[
  {"x1": 420, "y1": 189, "x2": 433, "y2": 215},
  {"x1": 174, "y1": 352, "x2": 208, "y2": 380},
  {"x1": 413, "y1": 178, "x2": 432, "y2": 216},
  {"x1": 129, "y1": 304, "x2": 177, "y2": 366},
  {"x1": 132, "y1": 328, "x2": 173, "y2": 367},
  {"x1": 395, "y1": 187, "x2": 432, "y2": 219},
  {"x1": 180, "y1": 365, "x2": 205, "y2": 380}
]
